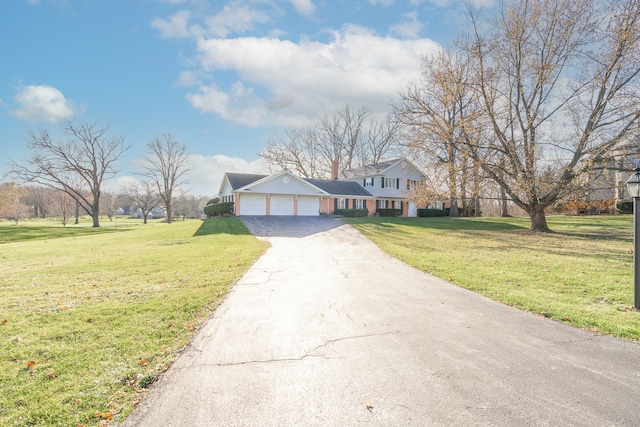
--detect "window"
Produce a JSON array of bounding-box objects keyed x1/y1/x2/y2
[
  {"x1": 377, "y1": 200, "x2": 386, "y2": 209},
  {"x1": 354, "y1": 199, "x2": 364, "y2": 209},
  {"x1": 384, "y1": 178, "x2": 399, "y2": 189},
  {"x1": 337, "y1": 198, "x2": 346, "y2": 209}
]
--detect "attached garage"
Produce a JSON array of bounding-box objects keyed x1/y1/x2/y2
[
  {"x1": 220, "y1": 171, "x2": 373, "y2": 217},
  {"x1": 239, "y1": 194, "x2": 266, "y2": 216},
  {"x1": 269, "y1": 195, "x2": 295, "y2": 216},
  {"x1": 297, "y1": 196, "x2": 320, "y2": 216}
]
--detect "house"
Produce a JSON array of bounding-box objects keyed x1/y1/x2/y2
[
  {"x1": 339, "y1": 158, "x2": 426, "y2": 217},
  {"x1": 218, "y1": 158, "x2": 425, "y2": 217}
]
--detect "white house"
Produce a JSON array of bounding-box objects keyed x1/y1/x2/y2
[{"x1": 218, "y1": 158, "x2": 425, "y2": 217}]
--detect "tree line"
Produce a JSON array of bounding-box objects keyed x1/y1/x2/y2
[{"x1": 7, "y1": 122, "x2": 190, "y2": 227}]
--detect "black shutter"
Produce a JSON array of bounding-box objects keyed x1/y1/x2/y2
[
  {"x1": 334, "y1": 198, "x2": 338, "y2": 211},
  {"x1": 363, "y1": 179, "x2": 366, "y2": 186},
  {"x1": 381, "y1": 178, "x2": 385, "y2": 188},
  {"x1": 396, "y1": 179, "x2": 400, "y2": 189}
]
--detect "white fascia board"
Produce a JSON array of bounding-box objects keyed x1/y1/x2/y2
[{"x1": 237, "y1": 171, "x2": 329, "y2": 195}]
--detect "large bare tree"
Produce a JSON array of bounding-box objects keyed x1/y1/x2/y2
[
  {"x1": 260, "y1": 104, "x2": 399, "y2": 178},
  {"x1": 10, "y1": 121, "x2": 129, "y2": 227},
  {"x1": 459, "y1": 0, "x2": 640, "y2": 231},
  {"x1": 139, "y1": 134, "x2": 189, "y2": 224}
]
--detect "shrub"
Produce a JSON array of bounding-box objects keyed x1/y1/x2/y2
[
  {"x1": 376, "y1": 208, "x2": 402, "y2": 217},
  {"x1": 561, "y1": 198, "x2": 616, "y2": 215},
  {"x1": 204, "y1": 202, "x2": 234, "y2": 217},
  {"x1": 617, "y1": 201, "x2": 633, "y2": 214},
  {"x1": 334, "y1": 208, "x2": 368, "y2": 217},
  {"x1": 417, "y1": 208, "x2": 448, "y2": 217}
]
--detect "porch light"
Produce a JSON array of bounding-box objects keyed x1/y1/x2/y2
[{"x1": 627, "y1": 167, "x2": 640, "y2": 198}]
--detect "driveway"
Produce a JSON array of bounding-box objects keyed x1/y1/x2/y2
[{"x1": 123, "y1": 216, "x2": 640, "y2": 426}]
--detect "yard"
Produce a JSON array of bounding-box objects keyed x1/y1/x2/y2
[
  {"x1": 2, "y1": 214, "x2": 639, "y2": 426},
  {"x1": 0, "y1": 217, "x2": 268, "y2": 426},
  {"x1": 344, "y1": 214, "x2": 640, "y2": 341}
]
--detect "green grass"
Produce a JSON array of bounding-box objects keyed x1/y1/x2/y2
[
  {"x1": 0, "y1": 217, "x2": 268, "y2": 426},
  {"x1": 344, "y1": 215, "x2": 640, "y2": 341}
]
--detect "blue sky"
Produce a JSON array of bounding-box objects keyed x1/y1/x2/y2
[{"x1": 0, "y1": 0, "x2": 489, "y2": 196}]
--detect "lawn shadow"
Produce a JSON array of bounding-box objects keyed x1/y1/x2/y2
[
  {"x1": 0, "y1": 224, "x2": 129, "y2": 244},
  {"x1": 346, "y1": 216, "x2": 528, "y2": 232},
  {"x1": 193, "y1": 217, "x2": 254, "y2": 236}
]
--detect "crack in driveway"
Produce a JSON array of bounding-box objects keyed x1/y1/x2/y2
[{"x1": 190, "y1": 330, "x2": 400, "y2": 368}]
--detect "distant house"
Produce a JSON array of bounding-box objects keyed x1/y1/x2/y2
[{"x1": 218, "y1": 158, "x2": 425, "y2": 217}]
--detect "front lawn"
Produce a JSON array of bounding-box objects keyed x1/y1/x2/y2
[
  {"x1": 0, "y1": 218, "x2": 268, "y2": 426},
  {"x1": 344, "y1": 215, "x2": 640, "y2": 341}
]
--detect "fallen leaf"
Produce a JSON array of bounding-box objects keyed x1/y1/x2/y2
[
  {"x1": 47, "y1": 372, "x2": 56, "y2": 379},
  {"x1": 26, "y1": 361, "x2": 36, "y2": 367},
  {"x1": 366, "y1": 402, "x2": 374, "y2": 412},
  {"x1": 139, "y1": 359, "x2": 149, "y2": 366},
  {"x1": 95, "y1": 412, "x2": 112, "y2": 420},
  {"x1": 2, "y1": 319, "x2": 7, "y2": 324}
]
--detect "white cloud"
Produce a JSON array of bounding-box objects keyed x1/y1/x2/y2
[
  {"x1": 184, "y1": 154, "x2": 266, "y2": 196},
  {"x1": 204, "y1": 2, "x2": 270, "y2": 38},
  {"x1": 151, "y1": 10, "x2": 201, "y2": 39},
  {"x1": 11, "y1": 84, "x2": 79, "y2": 123},
  {"x1": 391, "y1": 11, "x2": 423, "y2": 38},
  {"x1": 152, "y1": 3, "x2": 271, "y2": 39},
  {"x1": 186, "y1": 25, "x2": 439, "y2": 127},
  {"x1": 289, "y1": 0, "x2": 315, "y2": 16}
]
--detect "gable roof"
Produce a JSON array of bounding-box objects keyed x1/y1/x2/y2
[
  {"x1": 304, "y1": 178, "x2": 373, "y2": 197},
  {"x1": 339, "y1": 157, "x2": 425, "y2": 179},
  {"x1": 220, "y1": 171, "x2": 373, "y2": 198},
  {"x1": 224, "y1": 172, "x2": 268, "y2": 190}
]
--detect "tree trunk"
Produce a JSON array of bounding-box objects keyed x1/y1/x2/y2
[
  {"x1": 166, "y1": 203, "x2": 172, "y2": 224},
  {"x1": 528, "y1": 205, "x2": 551, "y2": 232},
  {"x1": 500, "y1": 187, "x2": 510, "y2": 217}
]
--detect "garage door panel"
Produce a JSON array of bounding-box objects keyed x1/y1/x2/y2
[
  {"x1": 240, "y1": 194, "x2": 266, "y2": 216},
  {"x1": 270, "y1": 195, "x2": 294, "y2": 216},
  {"x1": 297, "y1": 196, "x2": 319, "y2": 216}
]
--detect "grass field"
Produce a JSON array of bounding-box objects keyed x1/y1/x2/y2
[
  {"x1": 344, "y1": 214, "x2": 640, "y2": 341},
  {"x1": 0, "y1": 217, "x2": 268, "y2": 426}
]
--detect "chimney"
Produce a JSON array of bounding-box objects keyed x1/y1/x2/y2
[{"x1": 331, "y1": 160, "x2": 339, "y2": 180}]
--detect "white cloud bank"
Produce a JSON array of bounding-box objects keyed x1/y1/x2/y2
[
  {"x1": 185, "y1": 154, "x2": 266, "y2": 196},
  {"x1": 185, "y1": 25, "x2": 439, "y2": 128},
  {"x1": 152, "y1": 3, "x2": 440, "y2": 129},
  {"x1": 11, "y1": 84, "x2": 79, "y2": 123}
]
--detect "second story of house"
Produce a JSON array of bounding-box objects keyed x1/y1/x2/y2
[{"x1": 339, "y1": 158, "x2": 426, "y2": 199}]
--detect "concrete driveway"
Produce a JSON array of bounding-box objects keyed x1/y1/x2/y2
[{"x1": 122, "y1": 216, "x2": 640, "y2": 426}]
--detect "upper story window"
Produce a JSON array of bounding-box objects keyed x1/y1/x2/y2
[{"x1": 383, "y1": 177, "x2": 399, "y2": 189}]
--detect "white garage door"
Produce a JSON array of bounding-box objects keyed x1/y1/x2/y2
[
  {"x1": 270, "y1": 195, "x2": 294, "y2": 216},
  {"x1": 297, "y1": 196, "x2": 320, "y2": 216},
  {"x1": 239, "y1": 194, "x2": 266, "y2": 216}
]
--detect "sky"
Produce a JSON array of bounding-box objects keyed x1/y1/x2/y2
[{"x1": 0, "y1": 0, "x2": 491, "y2": 196}]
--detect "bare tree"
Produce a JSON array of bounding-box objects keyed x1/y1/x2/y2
[
  {"x1": 458, "y1": 0, "x2": 640, "y2": 231},
  {"x1": 10, "y1": 121, "x2": 129, "y2": 227},
  {"x1": 49, "y1": 189, "x2": 76, "y2": 226},
  {"x1": 259, "y1": 104, "x2": 399, "y2": 178},
  {"x1": 139, "y1": 134, "x2": 189, "y2": 224},
  {"x1": 122, "y1": 181, "x2": 161, "y2": 224}
]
